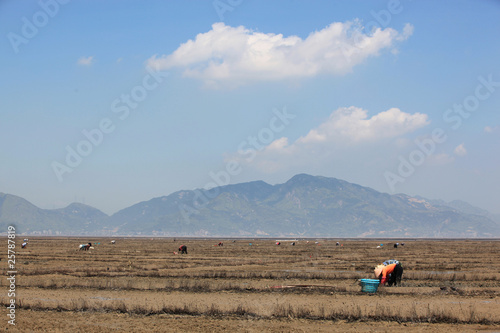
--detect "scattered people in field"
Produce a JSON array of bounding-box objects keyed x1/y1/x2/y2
[
  {"x1": 276, "y1": 242, "x2": 281, "y2": 245},
  {"x1": 111, "y1": 240, "x2": 116, "y2": 245},
  {"x1": 336, "y1": 242, "x2": 340, "y2": 246},
  {"x1": 22, "y1": 242, "x2": 27, "y2": 248},
  {"x1": 394, "y1": 243, "x2": 398, "y2": 248},
  {"x1": 24, "y1": 238, "x2": 29, "y2": 242},
  {"x1": 179, "y1": 245, "x2": 188, "y2": 254},
  {"x1": 291, "y1": 242, "x2": 295, "y2": 246},
  {"x1": 218, "y1": 242, "x2": 223, "y2": 246},
  {"x1": 374, "y1": 261, "x2": 403, "y2": 286}
]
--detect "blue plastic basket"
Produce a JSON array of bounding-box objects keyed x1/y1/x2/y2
[{"x1": 360, "y1": 279, "x2": 380, "y2": 293}]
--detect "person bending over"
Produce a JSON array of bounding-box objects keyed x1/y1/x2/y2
[{"x1": 374, "y1": 262, "x2": 403, "y2": 286}]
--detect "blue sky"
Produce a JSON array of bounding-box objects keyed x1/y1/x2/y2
[{"x1": 1, "y1": 0, "x2": 499, "y2": 215}]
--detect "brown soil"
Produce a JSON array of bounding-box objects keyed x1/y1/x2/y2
[{"x1": 1, "y1": 238, "x2": 499, "y2": 332}]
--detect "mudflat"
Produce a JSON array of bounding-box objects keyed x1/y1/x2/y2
[{"x1": 1, "y1": 238, "x2": 499, "y2": 332}]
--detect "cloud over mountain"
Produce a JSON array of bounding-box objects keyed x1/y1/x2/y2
[
  {"x1": 231, "y1": 106, "x2": 429, "y2": 173},
  {"x1": 298, "y1": 107, "x2": 428, "y2": 144},
  {"x1": 146, "y1": 21, "x2": 413, "y2": 87}
]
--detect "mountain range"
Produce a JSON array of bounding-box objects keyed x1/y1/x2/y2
[{"x1": 1, "y1": 174, "x2": 499, "y2": 237}]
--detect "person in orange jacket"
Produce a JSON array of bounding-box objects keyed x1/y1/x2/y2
[{"x1": 374, "y1": 262, "x2": 403, "y2": 286}]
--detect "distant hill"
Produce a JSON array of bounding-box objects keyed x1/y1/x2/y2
[
  {"x1": 0, "y1": 193, "x2": 108, "y2": 235},
  {"x1": 2, "y1": 175, "x2": 499, "y2": 237},
  {"x1": 107, "y1": 174, "x2": 500, "y2": 237},
  {"x1": 417, "y1": 197, "x2": 500, "y2": 224}
]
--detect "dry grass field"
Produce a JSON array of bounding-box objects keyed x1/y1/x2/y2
[{"x1": 1, "y1": 237, "x2": 499, "y2": 332}]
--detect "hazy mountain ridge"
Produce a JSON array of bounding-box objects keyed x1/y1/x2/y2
[
  {"x1": 109, "y1": 174, "x2": 499, "y2": 237},
  {"x1": 0, "y1": 193, "x2": 109, "y2": 235},
  {"x1": 1, "y1": 175, "x2": 499, "y2": 237},
  {"x1": 415, "y1": 196, "x2": 500, "y2": 223}
]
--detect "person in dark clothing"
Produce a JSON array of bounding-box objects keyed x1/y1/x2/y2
[
  {"x1": 387, "y1": 262, "x2": 403, "y2": 286},
  {"x1": 179, "y1": 245, "x2": 188, "y2": 254}
]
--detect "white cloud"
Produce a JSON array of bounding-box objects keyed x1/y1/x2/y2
[
  {"x1": 484, "y1": 125, "x2": 498, "y2": 133},
  {"x1": 397, "y1": 23, "x2": 414, "y2": 41},
  {"x1": 77, "y1": 56, "x2": 94, "y2": 66},
  {"x1": 297, "y1": 107, "x2": 429, "y2": 144},
  {"x1": 454, "y1": 143, "x2": 467, "y2": 157},
  {"x1": 146, "y1": 21, "x2": 413, "y2": 88},
  {"x1": 231, "y1": 106, "x2": 429, "y2": 172},
  {"x1": 394, "y1": 137, "x2": 411, "y2": 148}
]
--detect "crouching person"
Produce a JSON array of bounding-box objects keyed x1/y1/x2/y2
[
  {"x1": 179, "y1": 245, "x2": 188, "y2": 254},
  {"x1": 374, "y1": 262, "x2": 403, "y2": 286}
]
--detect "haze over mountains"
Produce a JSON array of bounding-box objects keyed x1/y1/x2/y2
[{"x1": 1, "y1": 174, "x2": 499, "y2": 237}]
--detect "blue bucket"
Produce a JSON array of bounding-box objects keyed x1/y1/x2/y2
[{"x1": 360, "y1": 279, "x2": 380, "y2": 293}]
